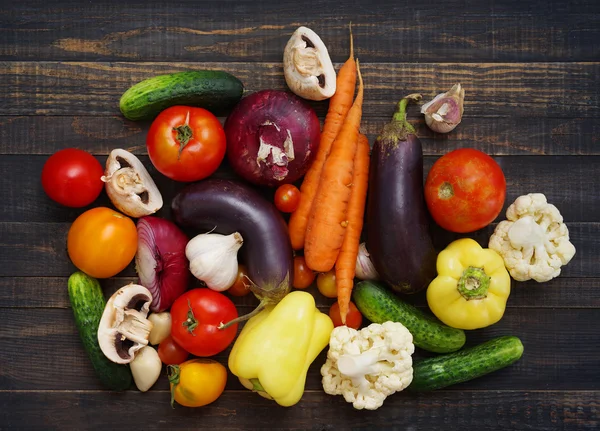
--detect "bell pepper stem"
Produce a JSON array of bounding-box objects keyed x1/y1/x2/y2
[
  {"x1": 218, "y1": 300, "x2": 267, "y2": 330},
  {"x1": 457, "y1": 266, "x2": 490, "y2": 300}
]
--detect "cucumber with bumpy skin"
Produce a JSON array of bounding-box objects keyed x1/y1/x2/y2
[
  {"x1": 353, "y1": 280, "x2": 465, "y2": 353},
  {"x1": 410, "y1": 336, "x2": 524, "y2": 391}
]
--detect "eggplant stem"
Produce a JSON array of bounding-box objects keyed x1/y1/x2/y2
[
  {"x1": 392, "y1": 94, "x2": 422, "y2": 134},
  {"x1": 217, "y1": 300, "x2": 268, "y2": 330}
]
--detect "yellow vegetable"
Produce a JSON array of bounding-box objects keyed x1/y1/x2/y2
[
  {"x1": 168, "y1": 359, "x2": 227, "y2": 408},
  {"x1": 426, "y1": 238, "x2": 511, "y2": 330},
  {"x1": 228, "y1": 291, "x2": 334, "y2": 407}
]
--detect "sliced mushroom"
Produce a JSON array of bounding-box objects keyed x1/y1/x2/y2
[
  {"x1": 283, "y1": 26, "x2": 336, "y2": 101},
  {"x1": 101, "y1": 149, "x2": 163, "y2": 218},
  {"x1": 98, "y1": 283, "x2": 154, "y2": 364}
]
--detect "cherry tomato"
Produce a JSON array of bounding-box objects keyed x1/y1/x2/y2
[
  {"x1": 41, "y1": 148, "x2": 104, "y2": 207},
  {"x1": 329, "y1": 301, "x2": 363, "y2": 329},
  {"x1": 168, "y1": 359, "x2": 227, "y2": 408},
  {"x1": 425, "y1": 148, "x2": 506, "y2": 233},
  {"x1": 316, "y1": 270, "x2": 337, "y2": 298},
  {"x1": 158, "y1": 335, "x2": 190, "y2": 365},
  {"x1": 293, "y1": 256, "x2": 315, "y2": 289},
  {"x1": 67, "y1": 207, "x2": 137, "y2": 278},
  {"x1": 147, "y1": 106, "x2": 226, "y2": 182},
  {"x1": 227, "y1": 264, "x2": 251, "y2": 297},
  {"x1": 274, "y1": 184, "x2": 300, "y2": 213},
  {"x1": 170, "y1": 288, "x2": 238, "y2": 357}
]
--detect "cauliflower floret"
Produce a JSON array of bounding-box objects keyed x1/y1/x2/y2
[
  {"x1": 489, "y1": 193, "x2": 576, "y2": 282},
  {"x1": 321, "y1": 321, "x2": 414, "y2": 410}
]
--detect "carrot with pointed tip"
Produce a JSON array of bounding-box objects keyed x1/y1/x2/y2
[{"x1": 288, "y1": 26, "x2": 357, "y2": 251}]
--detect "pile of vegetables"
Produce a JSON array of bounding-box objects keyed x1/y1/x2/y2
[{"x1": 42, "y1": 24, "x2": 577, "y2": 412}]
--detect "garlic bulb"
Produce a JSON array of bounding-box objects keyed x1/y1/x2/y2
[
  {"x1": 186, "y1": 232, "x2": 244, "y2": 291},
  {"x1": 355, "y1": 243, "x2": 379, "y2": 280},
  {"x1": 421, "y1": 83, "x2": 465, "y2": 134}
]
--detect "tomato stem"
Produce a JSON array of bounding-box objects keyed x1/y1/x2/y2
[
  {"x1": 438, "y1": 181, "x2": 454, "y2": 200},
  {"x1": 167, "y1": 365, "x2": 180, "y2": 408},
  {"x1": 173, "y1": 124, "x2": 193, "y2": 157},
  {"x1": 182, "y1": 299, "x2": 198, "y2": 335}
]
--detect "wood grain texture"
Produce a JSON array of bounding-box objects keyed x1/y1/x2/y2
[{"x1": 0, "y1": 62, "x2": 598, "y2": 117}]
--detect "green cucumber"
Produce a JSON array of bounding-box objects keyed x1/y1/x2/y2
[
  {"x1": 410, "y1": 336, "x2": 524, "y2": 391},
  {"x1": 68, "y1": 272, "x2": 132, "y2": 391},
  {"x1": 119, "y1": 70, "x2": 244, "y2": 120},
  {"x1": 353, "y1": 280, "x2": 465, "y2": 353}
]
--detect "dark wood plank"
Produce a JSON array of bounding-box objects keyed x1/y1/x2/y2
[
  {"x1": 2, "y1": 1, "x2": 599, "y2": 62},
  {"x1": 1, "y1": 62, "x2": 598, "y2": 117},
  {"x1": 2, "y1": 115, "x2": 598, "y2": 156}
]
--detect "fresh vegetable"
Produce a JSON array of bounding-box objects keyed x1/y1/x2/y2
[
  {"x1": 148, "y1": 312, "x2": 171, "y2": 345},
  {"x1": 67, "y1": 207, "x2": 138, "y2": 279},
  {"x1": 288, "y1": 27, "x2": 356, "y2": 251},
  {"x1": 168, "y1": 359, "x2": 227, "y2": 407},
  {"x1": 425, "y1": 148, "x2": 506, "y2": 233},
  {"x1": 119, "y1": 70, "x2": 244, "y2": 121},
  {"x1": 224, "y1": 90, "x2": 320, "y2": 187},
  {"x1": 274, "y1": 184, "x2": 301, "y2": 213},
  {"x1": 410, "y1": 336, "x2": 524, "y2": 391},
  {"x1": 489, "y1": 193, "x2": 576, "y2": 282},
  {"x1": 186, "y1": 232, "x2": 243, "y2": 292},
  {"x1": 147, "y1": 105, "x2": 226, "y2": 182},
  {"x1": 229, "y1": 291, "x2": 333, "y2": 407},
  {"x1": 321, "y1": 321, "x2": 414, "y2": 410},
  {"x1": 353, "y1": 280, "x2": 465, "y2": 353},
  {"x1": 97, "y1": 284, "x2": 153, "y2": 364},
  {"x1": 354, "y1": 243, "x2": 379, "y2": 281},
  {"x1": 170, "y1": 288, "x2": 238, "y2": 357},
  {"x1": 172, "y1": 179, "x2": 293, "y2": 326},
  {"x1": 101, "y1": 149, "x2": 163, "y2": 217},
  {"x1": 316, "y1": 270, "x2": 337, "y2": 298},
  {"x1": 305, "y1": 61, "x2": 364, "y2": 272},
  {"x1": 227, "y1": 264, "x2": 252, "y2": 296},
  {"x1": 283, "y1": 26, "x2": 336, "y2": 101},
  {"x1": 130, "y1": 346, "x2": 162, "y2": 392},
  {"x1": 335, "y1": 133, "x2": 370, "y2": 323},
  {"x1": 41, "y1": 148, "x2": 104, "y2": 208},
  {"x1": 293, "y1": 256, "x2": 315, "y2": 289},
  {"x1": 366, "y1": 94, "x2": 437, "y2": 294},
  {"x1": 67, "y1": 272, "x2": 132, "y2": 391},
  {"x1": 158, "y1": 335, "x2": 189, "y2": 365},
  {"x1": 329, "y1": 301, "x2": 362, "y2": 329},
  {"x1": 420, "y1": 84, "x2": 465, "y2": 134},
  {"x1": 136, "y1": 216, "x2": 190, "y2": 312}
]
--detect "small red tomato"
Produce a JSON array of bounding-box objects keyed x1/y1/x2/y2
[
  {"x1": 227, "y1": 264, "x2": 251, "y2": 297},
  {"x1": 274, "y1": 184, "x2": 301, "y2": 213},
  {"x1": 293, "y1": 256, "x2": 315, "y2": 289},
  {"x1": 425, "y1": 148, "x2": 506, "y2": 233},
  {"x1": 158, "y1": 335, "x2": 190, "y2": 365},
  {"x1": 41, "y1": 148, "x2": 104, "y2": 207},
  {"x1": 316, "y1": 270, "x2": 337, "y2": 298},
  {"x1": 329, "y1": 301, "x2": 363, "y2": 329}
]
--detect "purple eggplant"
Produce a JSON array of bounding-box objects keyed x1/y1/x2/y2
[
  {"x1": 366, "y1": 94, "x2": 437, "y2": 294},
  {"x1": 171, "y1": 178, "x2": 293, "y2": 325}
]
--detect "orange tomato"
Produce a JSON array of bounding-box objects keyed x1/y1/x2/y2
[
  {"x1": 67, "y1": 207, "x2": 137, "y2": 278},
  {"x1": 168, "y1": 359, "x2": 227, "y2": 407}
]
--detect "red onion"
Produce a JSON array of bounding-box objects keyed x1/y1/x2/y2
[
  {"x1": 135, "y1": 216, "x2": 190, "y2": 312},
  {"x1": 224, "y1": 90, "x2": 321, "y2": 187}
]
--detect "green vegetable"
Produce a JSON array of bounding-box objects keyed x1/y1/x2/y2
[
  {"x1": 119, "y1": 70, "x2": 244, "y2": 120},
  {"x1": 352, "y1": 280, "x2": 465, "y2": 353},
  {"x1": 68, "y1": 271, "x2": 132, "y2": 390},
  {"x1": 410, "y1": 336, "x2": 524, "y2": 391}
]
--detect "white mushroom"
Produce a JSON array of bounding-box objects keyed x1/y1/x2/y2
[
  {"x1": 101, "y1": 149, "x2": 163, "y2": 217},
  {"x1": 283, "y1": 26, "x2": 336, "y2": 101},
  {"x1": 98, "y1": 284, "x2": 154, "y2": 364}
]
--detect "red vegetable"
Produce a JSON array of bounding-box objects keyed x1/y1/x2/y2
[
  {"x1": 224, "y1": 90, "x2": 320, "y2": 187},
  {"x1": 135, "y1": 216, "x2": 191, "y2": 312}
]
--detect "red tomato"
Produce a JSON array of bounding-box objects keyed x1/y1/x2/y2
[
  {"x1": 425, "y1": 148, "x2": 506, "y2": 233},
  {"x1": 41, "y1": 148, "x2": 104, "y2": 207},
  {"x1": 170, "y1": 288, "x2": 238, "y2": 357},
  {"x1": 158, "y1": 335, "x2": 190, "y2": 365},
  {"x1": 147, "y1": 106, "x2": 226, "y2": 182},
  {"x1": 293, "y1": 256, "x2": 315, "y2": 289},
  {"x1": 329, "y1": 301, "x2": 363, "y2": 329},
  {"x1": 227, "y1": 264, "x2": 251, "y2": 297},
  {"x1": 274, "y1": 184, "x2": 300, "y2": 213}
]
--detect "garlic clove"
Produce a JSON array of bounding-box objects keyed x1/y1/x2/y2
[
  {"x1": 355, "y1": 243, "x2": 379, "y2": 281},
  {"x1": 421, "y1": 83, "x2": 465, "y2": 134},
  {"x1": 147, "y1": 312, "x2": 172, "y2": 345},
  {"x1": 130, "y1": 345, "x2": 162, "y2": 392}
]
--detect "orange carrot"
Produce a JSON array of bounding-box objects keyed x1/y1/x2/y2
[
  {"x1": 335, "y1": 133, "x2": 370, "y2": 324},
  {"x1": 304, "y1": 61, "x2": 364, "y2": 272},
  {"x1": 288, "y1": 26, "x2": 357, "y2": 250}
]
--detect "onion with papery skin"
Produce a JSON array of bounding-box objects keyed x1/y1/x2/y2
[
  {"x1": 135, "y1": 216, "x2": 191, "y2": 312},
  {"x1": 355, "y1": 243, "x2": 379, "y2": 281}
]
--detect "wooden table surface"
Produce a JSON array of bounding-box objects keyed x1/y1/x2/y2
[{"x1": 1, "y1": 1, "x2": 599, "y2": 430}]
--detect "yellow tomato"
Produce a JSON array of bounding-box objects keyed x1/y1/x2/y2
[
  {"x1": 67, "y1": 207, "x2": 137, "y2": 278},
  {"x1": 168, "y1": 359, "x2": 227, "y2": 407}
]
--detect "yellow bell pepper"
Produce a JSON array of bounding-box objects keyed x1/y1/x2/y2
[
  {"x1": 228, "y1": 290, "x2": 333, "y2": 407},
  {"x1": 426, "y1": 238, "x2": 511, "y2": 330}
]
